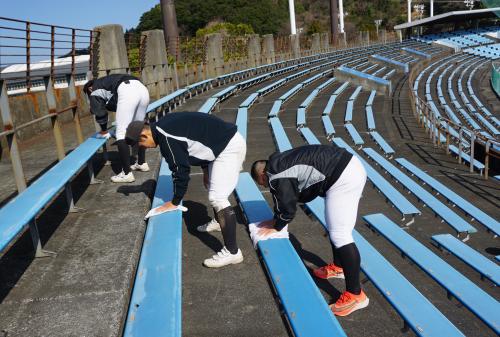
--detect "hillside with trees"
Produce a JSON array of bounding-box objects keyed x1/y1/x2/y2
[{"x1": 134, "y1": 0, "x2": 479, "y2": 37}]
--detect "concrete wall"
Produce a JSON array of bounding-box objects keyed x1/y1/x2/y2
[
  {"x1": 141, "y1": 29, "x2": 171, "y2": 99},
  {"x1": 2, "y1": 87, "x2": 90, "y2": 141},
  {"x1": 262, "y1": 34, "x2": 276, "y2": 64},
  {"x1": 247, "y1": 35, "x2": 261, "y2": 68},
  {"x1": 93, "y1": 24, "x2": 130, "y2": 77},
  {"x1": 206, "y1": 33, "x2": 224, "y2": 77}
]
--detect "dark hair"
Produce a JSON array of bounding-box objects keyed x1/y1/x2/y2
[
  {"x1": 250, "y1": 160, "x2": 267, "y2": 181},
  {"x1": 83, "y1": 79, "x2": 94, "y2": 96}
]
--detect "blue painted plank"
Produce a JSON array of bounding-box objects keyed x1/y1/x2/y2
[
  {"x1": 269, "y1": 100, "x2": 282, "y2": 118},
  {"x1": 280, "y1": 84, "x2": 303, "y2": 102},
  {"x1": 366, "y1": 106, "x2": 376, "y2": 130},
  {"x1": 297, "y1": 108, "x2": 306, "y2": 127},
  {"x1": 370, "y1": 132, "x2": 395, "y2": 156},
  {"x1": 344, "y1": 101, "x2": 354, "y2": 123},
  {"x1": 235, "y1": 173, "x2": 347, "y2": 337},
  {"x1": 198, "y1": 97, "x2": 218, "y2": 114},
  {"x1": 123, "y1": 161, "x2": 182, "y2": 337},
  {"x1": 396, "y1": 158, "x2": 499, "y2": 235},
  {"x1": 305, "y1": 200, "x2": 465, "y2": 337},
  {"x1": 344, "y1": 124, "x2": 364, "y2": 146},
  {"x1": 432, "y1": 234, "x2": 500, "y2": 285},
  {"x1": 322, "y1": 116, "x2": 335, "y2": 137},
  {"x1": 300, "y1": 128, "x2": 321, "y2": 145},
  {"x1": 0, "y1": 134, "x2": 106, "y2": 252},
  {"x1": 269, "y1": 118, "x2": 293, "y2": 152},
  {"x1": 363, "y1": 148, "x2": 476, "y2": 234},
  {"x1": 332, "y1": 138, "x2": 420, "y2": 218},
  {"x1": 236, "y1": 108, "x2": 248, "y2": 140},
  {"x1": 348, "y1": 86, "x2": 363, "y2": 101},
  {"x1": 364, "y1": 213, "x2": 500, "y2": 335},
  {"x1": 147, "y1": 89, "x2": 187, "y2": 111},
  {"x1": 366, "y1": 90, "x2": 376, "y2": 106},
  {"x1": 212, "y1": 85, "x2": 237, "y2": 99},
  {"x1": 322, "y1": 95, "x2": 338, "y2": 115},
  {"x1": 239, "y1": 93, "x2": 259, "y2": 108},
  {"x1": 300, "y1": 89, "x2": 319, "y2": 109},
  {"x1": 449, "y1": 145, "x2": 485, "y2": 172}
]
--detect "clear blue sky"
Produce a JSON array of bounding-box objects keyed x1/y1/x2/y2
[{"x1": 2, "y1": 0, "x2": 160, "y2": 30}]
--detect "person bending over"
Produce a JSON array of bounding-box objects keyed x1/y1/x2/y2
[
  {"x1": 251, "y1": 144, "x2": 368, "y2": 316},
  {"x1": 83, "y1": 74, "x2": 150, "y2": 183},
  {"x1": 125, "y1": 112, "x2": 247, "y2": 268}
]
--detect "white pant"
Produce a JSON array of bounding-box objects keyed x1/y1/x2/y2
[
  {"x1": 115, "y1": 80, "x2": 150, "y2": 140},
  {"x1": 208, "y1": 132, "x2": 247, "y2": 212},
  {"x1": 325, "y1": 155, "x2": 367, "y2": 248}
]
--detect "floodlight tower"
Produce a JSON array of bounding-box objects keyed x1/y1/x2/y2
[
  {"x1": 464, "y1": 0, "x2": 475, "y2": 10},
  {"x1": 330, "y1": 0, "x2": 339, "y2": 45},
  {"x1": 339, "y1": 0, "x2": 345, "y2": 34},
  {"x1": 408, "y1": 0, "x2": 412, "y2": 23},
  {"x1": 288, "y1": 0, "x2": 297, "y2": 35},
  {"x1": 160, "y1": 0, "x2": 179, "y2": 57},
  {"x1": 374, "y1": 19, "x2": 382, "y2": 38}
]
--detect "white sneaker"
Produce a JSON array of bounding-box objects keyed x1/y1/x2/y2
[
  {"x1": 197, "y1": 218, "x2": 221, "y2": 232},
  {"x1": 110, "y1": 171, "x2": 135, "y2": 183},
  {"x1": 203, "y1": 247, "x2": 243, "y2": 268},
  {"x1": 130, "y1": 162, "x2": 150, "y2": 172}
]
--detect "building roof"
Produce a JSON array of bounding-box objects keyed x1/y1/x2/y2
[{"x1": 394, "y1": 7, "x2": 500, "y2": 30}]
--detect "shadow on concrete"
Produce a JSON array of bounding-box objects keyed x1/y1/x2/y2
[
  {"x1": 116, "y1": 179, "x2": 156, "y2": 199},
  {"x1": 182, "y1": 200, "x2": 223, "y2": 253},
  {"x1": 0, "y1": 156, "x2": 105, "y2": 303},
  {"x1": 289, "y1": 233, "x2": 341, "y2": 302}
]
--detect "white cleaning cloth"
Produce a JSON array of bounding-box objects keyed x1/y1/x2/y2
[
  {"x1": 144, "y1": 205, "x2": 188, "y2": 220},
  {"x1": 249, "y1": 221, "x2": 289, "y2": 248}
]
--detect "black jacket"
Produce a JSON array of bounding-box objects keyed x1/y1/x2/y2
[
  {"x1": 88, "y1": 74, "x2": 139, "y2": 128},
  {"x1": 151, "y1": 112, "x2": 238, "y2": 205},
  {"x1": 267, "y1": 144, "x2": 352, "y2": 230}
]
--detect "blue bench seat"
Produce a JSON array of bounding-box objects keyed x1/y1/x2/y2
[
  {"x1": 300, "y1": 127, "x2": 321, "y2": 145},
  {"x1": 198, "y1": 97, "x2": 218, "y2": 114},
  {"x1": 236, "y1": 108, "x2": 248, "y2": 140},
  {"x1": 344, "y1": 124, "x2": 364, "y2": 146},
  {"x1": 212, "y1": 85, "x2": 237, "y2": 100},
  {"x1": 364, "y1": 213, "x2": 500, "y2": 335},
  {"x1": 363, "y1": 148, "x2": 476, "y2": 235},
  {"x1": 280, "y1": 84, "x2": 303, "y2": 102},
  {"x1": 235, "y1": 173, "x2": 347, "y2": 337},
  {"x1": 449, "y1": 145, "x2": 485, "y2": 174},
  {"x1": 297, "y1": 108, "x2": 306, "y2": 127},
  {"x1": 239, "y1": 93, "x2": 259, "y2": 108},
  {"x1": 321, "y1": 116, "x2": 335, "y2": 138},
  {"x1": 396, "y1": 158, "x2": 499, "y2": 235},
  {"x1": 123, "y1": 161, "x2": 183, "y2": 337},
  {"x1": 366, "y1": 90, "x2": 376, "y2": 106},
  {"x1": 366, "y1": 106, "x2": 376, "y2": 130},
  {"x1": 268, "y1": 100, "x2": 282, "y2": 118},
  {"x1": 344, "y1": 101, "x2": 354, "y2": 123},
  {"x1": 269, "y1": 118, "x2": 293, "y2": 152},
  {"x1": 432, "y1": 234, "x2": 500, "y2": 285},
  {"x1": 0, "y1": 134, "x2": 106, "y2": 255},
  {"x1": 332, "y1": 138, "x2": 420, "y2": 220},
  {"x1": 370, "y1": 132, "x2": 395, "y2": 157}
]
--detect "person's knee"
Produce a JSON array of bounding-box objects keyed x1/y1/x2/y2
[
  {"x1": 209, "y1": 195, "x2": 231, "y2": 213},
  {"x1": 329, "y1": 231, "x2": 354, "y2": 249}
]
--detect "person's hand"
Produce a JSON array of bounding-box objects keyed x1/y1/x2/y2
[
  {"x1": 257, "y1": 219, "x2": 278, "y2": 237},
  {"x1": 156, "y1": 201, "x2": 178, "y2": 213},
  {"x1": 97, "y1": 131, "x2": 111, "y2": 140}
]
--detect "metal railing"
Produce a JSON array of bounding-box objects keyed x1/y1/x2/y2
[
  {"x1": 0, "y1": 17, "x2": 95, "y2": 193},
  {"x1": 408, "y1": 59, "x2": 499, "y2": 179}
]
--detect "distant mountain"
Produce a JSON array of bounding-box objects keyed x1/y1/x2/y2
[{"x1": 135, "y1": 0, "x2": 476, "y2": 36}]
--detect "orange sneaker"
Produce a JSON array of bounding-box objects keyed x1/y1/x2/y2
[
  {"x1": 313, "y1": 264, "x2": 344, "y2": 279},
  {"x1": 330, "y1": 290, "x2": 369, "y2": 316}
]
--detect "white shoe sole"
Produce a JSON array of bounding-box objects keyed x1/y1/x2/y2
[
  {"x1": 110, "y1": 176, "x2": 135, "y2": 183},
  {"x1": 331, "y1": 297, "x2": 369, "y2": 316},
  {"x1": 196, "y1": 225, "x2": 222, "y2": 232},
  {"x1": 203, "y1": 254, "x2": 244, "y2": 268}
]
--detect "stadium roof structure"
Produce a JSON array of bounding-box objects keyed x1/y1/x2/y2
[{"x1": 394, "y1": 7, "x2": 500, "y2": 31}]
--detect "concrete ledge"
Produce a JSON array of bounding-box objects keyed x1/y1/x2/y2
[
  {"x1": 402, "y1": 47, "x2": 432, "y2": 60},
  {"x1": 370, "y1": 54, "x2": 409, "y2": 73},
  {"x1": 335, "y1": 66, "x2": 392, "y2": 95}
]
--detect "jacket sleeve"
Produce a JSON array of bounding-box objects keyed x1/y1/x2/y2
[
  {"x1": 162, "y1": 137, "x2": 191, "y2": 206},
  {"x1": 89, "y1": 95, "x2": 108, "y2": 130},
  {"x1": 269, "y1": 178, "x2": 299, "y2": 231}
]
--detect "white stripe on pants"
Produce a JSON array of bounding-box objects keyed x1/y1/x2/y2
[
  {"x1": 325, "y1": 155, "x2": 367, "y2": 248},
  {"x1": 115, "y1": 80, "x2": 150, "y2": 140},
  {"x1": 208, "y1": 132, "x2": 247, "y2": 212}
]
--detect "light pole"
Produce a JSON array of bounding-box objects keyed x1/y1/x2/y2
[
  {"x1": 330, "y1": 0, "x2": 339, "y2": 45},
  {"x1": 464, "y1": 0, "x2": 475, "y2": 10},
  {"x1": 160, "y1": 0, "x2": 179, "y2": 58},
  {"x1": 408, "y1": 0, "x2": 412, "y2": 23},
  {"x1": 430, "y1": 0, "x2": 434, "y2": 17},
  {"x1": 374, "y1": 19, "x2": 382, "y2": 39},
  {"x1": 288, "y1": 0, "x2": 297, "y2": 35}
]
